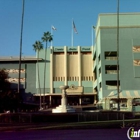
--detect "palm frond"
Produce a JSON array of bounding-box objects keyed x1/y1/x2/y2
[
  {"x1": 42, "y1": 31, "x2": 53, "y2": 43},
  {"x1": 33, "y1": 41, "x2": 44, "y2": 52}
]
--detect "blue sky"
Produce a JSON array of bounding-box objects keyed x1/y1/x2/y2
[{"x1": 0, "y1": 0, "x2": 140, "y2": 56}]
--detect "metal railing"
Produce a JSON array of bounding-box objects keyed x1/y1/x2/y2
[
  {"x1": 105, "y1": 57, "x2": 117, "y2": 60},
  {"x1": 0, "y1": 111, "x2": 135, "y2": 124},
  {"x1": 106, "y1": 70, "x2": 118, "y2": 74}
]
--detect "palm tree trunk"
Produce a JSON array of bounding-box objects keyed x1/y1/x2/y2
[
  {"x1": 43, "y1": 42, "x2": 47, "y2": 108},
  {"x1": 37, "y1": 51, "x2": 41, "y2": 109}
]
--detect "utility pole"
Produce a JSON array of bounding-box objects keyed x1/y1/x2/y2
[
  {"x1": 18, "y1": 0, "x2": 25, "y2": 93},
  {"x1": 117, "y1": 0, "x2": 120, "y2": 111}
]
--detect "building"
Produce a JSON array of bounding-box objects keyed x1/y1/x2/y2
[
  {"x1": 0, "y1": 56, "x2": 41, "y2": 103},
  {"x1": 0, "y1": 46, "x2": 96, "y2": 108},
  {"x1": 1, "y1": 13, "x2": 140, "y2": 111},
  {"x1": 94, "y1": 13, "x2": 140, "y2": 110},
  {"x1": 36, "y1": 46, "x2": 95, "y2": 107}
]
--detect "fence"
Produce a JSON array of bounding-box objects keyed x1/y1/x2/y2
[{"x1": 0, "y1": 111, "x2": 135, "y2": 124}]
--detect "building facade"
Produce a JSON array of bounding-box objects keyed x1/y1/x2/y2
[
  {"x1": 93, "y1": 13, "x2": 140, "y2": 110},
  {"x1": 1, "y1": 13, "x2": 140, "y2": 109},
  {"x1": 0, "y1": 46, "x2": 96, "y2": 107},
  {"x1": 35, "y1": 46, "x2": 95, "y2": 107},
  {"x1": 0, "y1": 57, "x2": 40, "y2": 102}
]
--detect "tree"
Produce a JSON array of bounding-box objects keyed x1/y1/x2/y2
[
  {"x1": 0, "y1": 68, "x2": 10, "y2": 92},
  {"x1": 42, "y1": 32, "x2": 53, "y2": 108},
  {"x1": 0, "y1": 69, "x2": 22, "y2": 112},
  {"x1": 33, "y1": 41, "x2": 44, "y2": 110},
  {"x1": 0, "y1": 69, "x2": 11, "y2": 112}
]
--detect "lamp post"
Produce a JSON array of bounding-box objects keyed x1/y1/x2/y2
[{"x1": 117, "y1": 0, "x2": 120, "y2": 111}]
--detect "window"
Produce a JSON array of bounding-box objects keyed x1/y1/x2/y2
[
  {"x1": 5, "y1": 69, "x2": 25, "y2": 73},
  {"x1": 53, "y1": 52, "x2": 64, "y2": 55},
  {"x1": 133, "y1": 46, "x2": 140, "y2": 52},
  {"x1": 72, "y1": 77, "x2": 74, "y2": 81},
  {"x1": 133, "y1": 98, "x2": 140, "y2": 106},
  {"x1": 81, "y1": 52, "x2": 91, "y2": 55},
  {"x1": 81, "y1": 77, "x2": 84, "y2": 81},
  {"x1": 98, "y1": 55, "x2": 100, "y2": 63},
  {"x1": 99, "y1": 68, "x2": 101, "y2": 75},
  {"x1": 106, "y1": 81, "x2": 120, "y2": 89},
  {"x1": 104, "y1": 51, "x2": 117, "y2": 60},
  {"x1": 105, "y1": 65, "x2": 118, "y2": 74},
  {"x1": 133, "y1": 60, "x2": 140, "y2": 66},
  {"x1": 76, "y1": 77, "x2": 79, "y2": 81},
  {"x1": 67, "y1": 52, "x2": 78, "y2": 55}
]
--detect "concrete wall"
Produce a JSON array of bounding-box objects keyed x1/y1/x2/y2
[{"x1": 25, "y1": 63, "x2": 36, "y2": 94}]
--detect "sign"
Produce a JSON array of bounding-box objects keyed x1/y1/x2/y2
[
  {"x1": 127, "y1": 127, "x2": 140, "y2": 140},
  {"x1": 54, "y1": 48, "x2": 64, "y2": 52},
  {"x1": 68, "y1": 48, "x2": 77, "y2": 51},
  {"x1": 81, "y1": 48, "x2": 91, "y2": 51},
  {"x1": 66, "y1": 85, "x2": 83, "y2": 93}
]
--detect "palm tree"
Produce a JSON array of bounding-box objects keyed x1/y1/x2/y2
[
  {"x1": 42, "y1": 32, "x2": 53, "y2": 108},
  {"x1": 33, "y1": 41, "x2": 43, "y2": 110}
]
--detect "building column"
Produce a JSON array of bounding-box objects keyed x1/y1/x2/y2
[
  {"x1": 79, "y1": 97, "x2": 81, "y2": 105},
  {"x1": 105, "y1": 99, "x2": 110, "y2": 110},
  {"x1": 49, "y1": 95, "x2": 52, "y2": 107},
  {"x1": 94, "y1": 95, "x2": 97, "y2": 104},
  {"x1": 50, "y1": 46, "x2": 53, "y2": 94},
  {"x1": 64, "y1": 46, "x2": 67, "y2": 86},
  {"x1": 78, "y1": 46, "x2": 81, "y2": 86}
]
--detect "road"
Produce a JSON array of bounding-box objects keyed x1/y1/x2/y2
[{"x1": 0, "y1": 129, "x2": 129, "y2": 140}]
